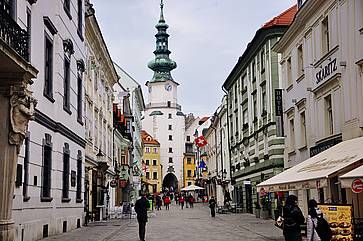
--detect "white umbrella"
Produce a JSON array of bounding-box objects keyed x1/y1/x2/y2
[{"x1": 181, "y1": 184, "x2": 205, "y2": 191}]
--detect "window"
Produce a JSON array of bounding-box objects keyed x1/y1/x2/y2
[
  {"x1": 187, "y1": 170, "x2": 192, "y2": 177},
  {"x1": 168, "y1": 113, "x2": 172, "y2": 119},
  {"x1": 153, "y1": 148, "x2": 157, "y2": 153},
  {"x1": 42, "y1": 134, "x2": 52, "y2": 200},
  {"x1": 145, "y1": 147, "x2": 150, "y2": 153},
  {"x1": 23, "y1": 134, "x2": 30, "y2": 201},
  {"x1": 297, "y1": 44, "x2": 304, "y2": 76},
  {"x1": 253, "y1": 95, "x2": 257, "y2": 119},
  {"x1": 62, "y1": 143, "x2": 70, "y2": 201},
  {"x1": 287, "y1": 57, "x2": 292, "y2": 87},
  {"x1": 77, "y1": 75, "x2": 82, "y2": 123},
  {"x1": 76, "y1": 151, "x2": 82, "y2": 201},
  {"x1": 146, "y1": 172, "x2": 150, "y2": 179},
  {"x1": 322, "y1": 16, "x2": 329, "y2": 55},
  {"x1": 243, "y1": 109, "x2": 248, "y2": 125},
  {"x1": 64, "y1": 0, "x2": 71, "y2": 18},
  {"x1": 325, "y1": 95, "x2": 333, "y2": 135},
  {"x1": 77, "y1": 0, "x2": 83, "y2": 38},
  {"x1": 234, "y1": 85, "x2": 238, "y2": 103},
  {"x1": 289, "y1": 119, "x2": 295, "y2": 150},
  {"x1": 187, "y1": 158, "x2": 192, "y2": 164},
  {"x1": 251, "y1": 61, "x2": 256, "y2": 81},
  {"x1": 188, "y1": 182, "x2": 192, "y2": 186},
  {"x1": 167, "y1": 101, "x2": 171, "y2": 107},
  {"x1": 145, "y1": 160, "x2": 150, "y2": 165},
  {"x1": 168, "y1": 147, "x2": 173, "y2": 153},
  {"x1": 153, "y1": 172, "x2": 158, "y2": 180},
  {"x1": 27, "y1": 8, "x2": 31, "y2": 60},
  {"x1": 44, "y1": 34, "x2": 53, "y2": 100},
  {"x1": 235, "y1": 115, "x2": 238, "y2": 134},
  {"x1": 261, "y1": 90, "x2": 266, "y2": 113},
  {"x1": 169, "y1": 157, "x2": 173, "y2": 163},
  {"x1": 300, "y1": 111, "x2": 307, "y2": 146},
  {"x1": 152, "y1": 160, "x2": 157, "y2": 166},
  {"x1": 186, "y1": 136, "x2": 190, "y2": 142},
  {"x1": 168, "y1": 135, "x2": 172, "y2": 141},
  {"x1": 63, "y1": 57, "x2": 71, "y2": 113},
  {"x1": 261, "y1": 49, "x2": 265, "y2": 71},
  {"x1": 168, "y1": 125, "x2": 172, "y2": 130}
]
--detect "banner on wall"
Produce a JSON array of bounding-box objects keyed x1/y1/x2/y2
[{"x1": 318, "y1": 204, "x2": 353, "y2": 240}]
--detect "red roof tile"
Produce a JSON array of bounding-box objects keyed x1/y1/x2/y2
[
  {"x1": 262, "y1": 5, "x2": 297, "y2": 29},
  {"x1": 141, "y1": 130, "x2": 160, "y2": 145}
]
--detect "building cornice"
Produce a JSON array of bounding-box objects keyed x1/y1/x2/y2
[
  {"x1": 223, "y1": 26, "x2": 289, "y2": 91},
  {"x1": 274, "y1": 1, "x2": 327, "y2": 53}
]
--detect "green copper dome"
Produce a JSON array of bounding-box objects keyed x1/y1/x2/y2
[{"x1": 148, "y1": 0, "x2": 177, "y2": 82}]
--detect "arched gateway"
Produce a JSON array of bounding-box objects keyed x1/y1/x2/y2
[{"x1": 162, "y1": 173, "x2": 178, "y2": 192}]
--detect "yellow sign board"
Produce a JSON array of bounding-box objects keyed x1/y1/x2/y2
[{"x1": 318, "y1": 204, "x2": 352, "y2": 241}]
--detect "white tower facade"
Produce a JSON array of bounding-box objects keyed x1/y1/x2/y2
[{"x1": 142, "y1": 1, "x2": 185, "y2": 191}]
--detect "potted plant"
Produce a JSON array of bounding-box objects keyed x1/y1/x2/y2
[{"x1": 254, "y1": 201, "x2": 261, "y2": 218}]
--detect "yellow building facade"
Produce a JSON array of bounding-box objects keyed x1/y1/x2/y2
[
  {"x1": 141, "y1": 131, "x2": 162, "y2": 194},
  {"x1": 183, "y1": 154, "x2": 196, "y2": 187}
]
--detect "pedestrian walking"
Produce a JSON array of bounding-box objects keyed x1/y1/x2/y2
[
  {"x1": 189, "y1": 194, "x2": 194, "y2": 208},
  {"x1": 179, "y1": 195, "x2": 185, "y2": 209},
  {"x1": 156, "y1": 195, "x2": 162, "y2": 210},
  {"x1": 307, "y1": 199, "x2": 332, "y2": 241},
  {"x1": 307, "y1": 199, "x2": 322, "y2": 241},
  {"x1": 209, "y1": 196, "x2": 217, "y2": 217},
  {"x1": 282, "y1": 195, "x2": 305, "y2": 241},
  {"x1": 164, "y1": 195, "x2": 171, "y2": 210},
  {"x1": 135, "y1": 192, "x2": 150, "y2": 241}
]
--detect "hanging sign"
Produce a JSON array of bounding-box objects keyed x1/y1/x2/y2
[
  {"x1": 110, "y1": 180, "x2": 117, "y2": 188},
  {"x1": 351, "y1": 178, "x2": 363, "y2": 193}
]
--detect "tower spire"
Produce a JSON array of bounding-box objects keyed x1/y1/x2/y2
[
  {"x1": 160, "y1": 0, "x2": 165, "y2": 22},
  {"x1": 148, "y1": 0, "x2": 177, "y2": 82}
]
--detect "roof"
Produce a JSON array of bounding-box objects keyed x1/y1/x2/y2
[
  {"x1": 141, "y1": 130, "x2": 160, "y2": 145},
  {"x1": 262, "y1": 5, "x2": 297, "y2": 29},
  {"x1": 257, "y1": 137, "x2": 363, "y2": 192},
  {"x1": 198, "y1": 117, "x2": 209, "y2": 125},
  {"x1": 222, "y1": 5, "x2": 297, "y2": 91}
]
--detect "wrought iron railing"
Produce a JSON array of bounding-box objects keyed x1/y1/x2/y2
[{"x1": 0, "y1": 7, "x2": 29, "y2": 61}]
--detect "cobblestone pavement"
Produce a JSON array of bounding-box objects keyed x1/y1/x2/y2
[{"x1": 42, "y1": 203, "x2": 284, "y2": 241}]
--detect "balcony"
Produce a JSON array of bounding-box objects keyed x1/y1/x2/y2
[
  {"x1": 0, "y1": 8, "x2": 29, "y2": 61},
  {"x1": 0, "y1": 7, "x2": 37, "y2": 84}
]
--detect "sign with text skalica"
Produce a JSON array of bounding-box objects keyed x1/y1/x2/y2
[{"x1": 314, "y1": 51, "x2": 339, "y2": 88}]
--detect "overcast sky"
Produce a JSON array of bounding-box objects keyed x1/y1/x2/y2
[{"x1": 92, "y1": 0, "x2": 296, "y2": 116}]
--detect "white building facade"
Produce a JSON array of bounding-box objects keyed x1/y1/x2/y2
[
  {"x1": 13, "y1": 0, "x2": 86, "y2": 240},
  {"x1": 274, "y1": 0, "x2": 363, "y2": 212},
  {"x1": 84, "y1": 5, "x2": 118, "y2": 222},
  {"x1": 142, "y1": 2, "x2": 185, "y2": 191},
  {"x1": 114, "y1": 63, "x2": 145, "y2": 200}
]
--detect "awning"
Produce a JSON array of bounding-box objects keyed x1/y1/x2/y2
[
  {"x1": 257, "y1": 137, "x2": 363, "y2": 192},
  {"x1": 339, "y1": 165, "x2": 363, "y2": 188}
]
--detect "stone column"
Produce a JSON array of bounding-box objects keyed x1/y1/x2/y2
[{"x1": 0, "y1": 84, "x2": 36, "y2": 241}]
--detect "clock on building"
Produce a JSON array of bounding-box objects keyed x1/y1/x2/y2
[{"x1": 165, "y1": 84, "x2": 172, "y2": 91}]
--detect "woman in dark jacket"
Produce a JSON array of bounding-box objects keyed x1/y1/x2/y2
[{"x1": 283, "y1": 195, "x2": 305, "y2": 241}]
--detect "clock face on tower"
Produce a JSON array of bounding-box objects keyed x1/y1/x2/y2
[{"x1": 165, "y1": 84, "x2": 172, "y2": 91}]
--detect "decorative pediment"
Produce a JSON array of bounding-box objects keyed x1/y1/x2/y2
[
  {"x1": 63, "y1": 39, "x2": 74, "y2": 56},
  {"x1": 77, "y1": 59, "x2": 85, "y2": 73}
]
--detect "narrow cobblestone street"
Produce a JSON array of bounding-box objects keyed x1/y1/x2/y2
[{"x1": 42, "y1": 203, "x2": 284, "y2": 241}]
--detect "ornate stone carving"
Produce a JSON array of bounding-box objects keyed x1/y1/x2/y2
[
  {"x1": 77, "y1": 59, "x2": 85, "y2": 73},
  {"x1": 63, "y1": 39, "x2": 75, "y2": 57},
  {"x1": 9, "y1": 86, "x2": 37, "y2": 152}
]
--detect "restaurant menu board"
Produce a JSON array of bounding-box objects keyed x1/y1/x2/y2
[{"x1": 318, "y1": 204, "x2": 352, "y2": 241}]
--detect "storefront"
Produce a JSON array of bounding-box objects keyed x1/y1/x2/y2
[
  {"x1": 257, "y1": 137, "x2": 363, "y2": 215},
  {"x1": 340, "y1": 165, "x2": 363, "y2": 239}
]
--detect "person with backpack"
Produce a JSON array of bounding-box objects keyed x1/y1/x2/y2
[
  {"x1": 283, "y1": 195, "x2": 305, "y2": 241},
  {"x1": 307, "y1": 199, "x2": 332, "y2": 241}
]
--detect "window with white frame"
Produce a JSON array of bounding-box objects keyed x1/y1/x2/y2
[
  {"x1": 325, "y1": 95, "x2": 333, "y2": 135},
  {"x1": 322, "y1": 16, "x2": 330, "y2": 55},
  {"x1": 289, "y1": 118, "x2": 295, "y2": 150},
  {"x1": 243, "y1": 109, "x2": 248, "y2": 125},
  {"x1": 145, "y1": 147, "x2": 150, "y2": 153},
  {"x1": 300, "y1": 111, "x2": 307, "y2": 147},
  {"x1": 298, "y1": 44, "x2": 304, "y2": 76},
  {"x1": 287, "y1": 57, "x2": 292, "y2": 87}
]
